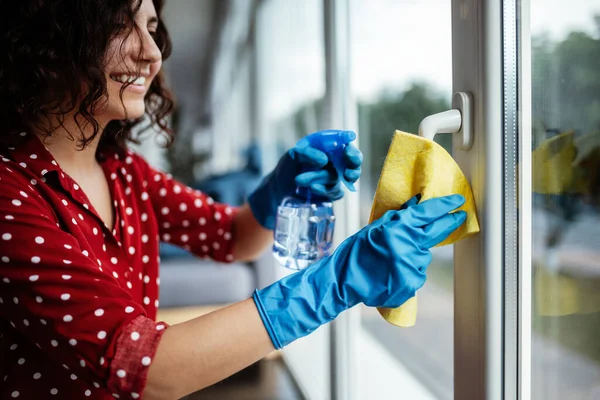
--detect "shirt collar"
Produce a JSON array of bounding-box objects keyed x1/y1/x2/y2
[{"x1": 4, "y1": 132, "x2": 62, "y2": 179}]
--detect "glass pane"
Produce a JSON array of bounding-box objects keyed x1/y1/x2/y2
[
  {"x1": 255, "y1": 1, "x2": 330, "y2": 399},
  {"x1": 530, "y1": 1, "x2": 600, "y2": 398},
  {"x1": 350, "y1": 0, "x2": 454, "y2": 398}
]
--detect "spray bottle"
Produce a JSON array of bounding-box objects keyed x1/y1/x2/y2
[{"x1": 272, "y1": 129, "x2": 356, "y2": 270}]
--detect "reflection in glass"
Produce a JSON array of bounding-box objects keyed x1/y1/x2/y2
[{"x1": 530, "y1": 3, "x2": 600, "y2": 398}]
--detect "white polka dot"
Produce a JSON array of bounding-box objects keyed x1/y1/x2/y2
[
  {"x1": 213, "y1": 242, "x2": 220, "y2": 250},
  {"x1": 142, "y1": 255, "x2": 149, "y2": 263},
  {"x1": 125, "y1": 156, "x2": 133, "y2": 164},
  {"x1": 179, "y1": 203, "x2": 187, "y2": 212},
  {"x1": 19, "y1": 191, "x2": 28, "y2": 198},
  {"x1": 110, "y1": 173, "x2": 117, "y2": 180},
  {"x1": 85, "y1": 390, "x2": 91, "y2": 396},
  {"x1": 29, "y1": 153, "x2": 37, "y2": 159},
  {"x1": 125, "y1": 187, "x2": 132, "y2": 195},
  {"x1": 10, "y1": 344, "x2": 17, "y2": 350},
  {"x1": 35, "y1": 236, "x2": 44, "y2": 244},
  {"x1": 199, "y1": 217, "x2": 206, "y2": 225},
  {"x1": 226, "y1": 254, "x2": 234, "y2": 261},
  {"x1": 62, "y1": 275, "x2": 71, "y2": 280},
  {"x1": 78, "y1": 213, "x2": 84, "y2": 220},
  {"x1": 69, "y1": 339, "x2": 77, "y2": 346},
  {"x1": 194, "y1": 198, "x2": 203, "y2": 208},
  {"x1": 61, "y1": 293, "x2": 70, "y2": 301},
  {"x1": 63, "y1": 315, "x2": 73, "y2": 322},
  {"x1": 156, "y1": 324, "x2": 165, "y2": 331},
  {"x1": 143, "y1": 297, "x2": 150, "y2": 305},
  {"x1": 126, "y1": 207, "x2": 133, "y2": 215},
  {"x1": 99, "y1": 357, "x2": 105, "y2": 365},
  {"x1": 113, "y1": 394, "x2": 120, "y2": 399},
  {"x1": 51, "y1": 340, "x2": 58, "y2": 347},
  {"x1": 50, "y1": 389, "x2": 58, "y2": 395},
  {"x1": 155, "y1": 299, "x2": 159, "y2": 307},
  {"x1": 13, "y1": 297, "x2": 18, "y2": 304},
  {"x1": 143, "y1": 275, "x2": 150, "y2": 284},
  {"x1": 116, "y1": 369, "x2": 127, "y2": 378},
  {"x1": 199, "y1": 232, "x2": 207, "y2": 241},
  {"x1": 31, "y1": 256, "x2": 40, "y2": 263},
  {"x1": 141, "y1": 213, "x2": 148, "y2": 221},
  {"x1": 225, "y1": 207, "x2": 232, "y2": 215},
  {"x1": 71, "y1": 374, "x2": 77, "y2": 380},
  {"x1": 224, "y1": 232, "x2": 232, "y2": 240},
  {"x1": 162, "y1": 222, "x2": 170, "y2": 229},
  {"x1": 126, "y1": 281, "x2": 132, "y2": 289},
  {"x1": 141, "y1": 192, "x2": 149, "y2": 201},
  {"x1": 71, "y1": 218, "x2": 77, "y2": 225},
  {"x1": 33, "y1": 372, "x2": 41, "y2": 379},
  {"x1": 83, "y1": 203, "x2": 89, "y2": 209},
  {"x1": 131, "y1": 393, "x2": 140, "y2": 399},
  {"x1": 173, "y1": 185, "x2": 182, "y2": 194},
  {"x1": 181, "y1": 234, "x2": 189, "y2": 242},
  {"x1": 11, "y1": 391, "x2": 19, "y2": 398},
  {"x1": 161, "y1": 207, "x2": 169, "y2": 215},
  {"x1": 30, "y1": 179, "x2": 37, "y2": 185},
  {"x1": 93, "y1": 382, "x2": 100, "y2": 388},
  {"x1": 82, "y1": 250, "x2": 89, "y2": 257},
  {"x1": 159, "y1": 188, "x2": 167, "y2": 197},
  {"x1": 2, "y1": 233, "x2": 12, "y2": 241},
  {"x1": 141, "y1": 356, "x2": 151, "y2": 366},
  {"x1": 36, "y1": 296, "x2": 43, "y2": 303},
  {"x1": 1, "y1": 256, "x2": 9, "y2": 263},
  {"x1": 162, "y1": 233, "x2": 170, "y2": 242},
  {"x1": 92, "y1": 227, "x2": 98, "y2": 235},
  {"x1": 5, "y1": 215, "x2": 14, "y2": 220},
  {"x1": 23, "y1": 319, "x2": 29, "y2": 326},
  {"x1": 40, "y1": 319, "x2": 47, "y2": 325},
  {"x1": 125, "y1": 306, "x2": 134, "y2": 313},
  {"x1": 141, "y1": 234, "x2": 149, "y2": 243},
  {"x1": 12, "y1": 199, "x2": 21, "y2": 207},
  {"x1": 127, "y1": 226, "x2": 134, "y2": 234},
  {"x1": 64, "y1": 244, "x2": 72, "y2": 249},
  {"x1": 112, "y1": 271, "x2": 119, "y2": 279},
  {"x1": 126, "y1": 175, "x2": 132, "y2": 182},
  {"x1": 111, "y1": 257, "x2": 118, "y2": 264},
  {"x1": 207, "y1": 197, "x2": 214, "y2": 205},
  {"x1": 29, "y1": 275, "x2": 39, "y2": 282},
  {"x1": 214, "y1": 212, "x2": 221, "y2": 221},
  {"x1": 73, "y1": 184, "x2": 79, "y2": 190},
  {"x1": 17, "y1": 358, "x2": 25, "y2": 365},
  {"x1": 97, "y1": 331, "x2": 106, "y2": 340},
  {"x1": 217, "y1": 229, "x2": 224, "y2": 236},
  {"x1": 182, "y1": 220, "x2": 190, "y2": 227}
]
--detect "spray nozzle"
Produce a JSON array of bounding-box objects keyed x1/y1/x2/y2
[{"x1": 299, "y1": 129, "x2": 357, "y2": 192}]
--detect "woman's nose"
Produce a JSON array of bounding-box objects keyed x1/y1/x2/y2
[{"x1": 139, "y1": 31, "x2": 162, "y2": 64}]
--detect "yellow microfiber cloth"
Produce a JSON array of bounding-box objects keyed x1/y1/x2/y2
[{"x1": 368, "y1": 130, "x2": 480, "y2": 327}]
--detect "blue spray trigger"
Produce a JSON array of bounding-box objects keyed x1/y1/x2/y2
[{"x1": 299, "y1": 129, "x2": 357, "y2": 192}]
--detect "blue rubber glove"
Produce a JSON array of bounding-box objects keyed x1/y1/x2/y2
[
  {"x1": 248, "y1": 131, "x2": 363, "y2": 230},
  {"x1": 253, "y1": 194, "x2": 467, "y2": 349}
]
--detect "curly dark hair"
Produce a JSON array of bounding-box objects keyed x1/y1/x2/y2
[{"x1": 0, "y1": 0, "x2": 175, "y2": 154}]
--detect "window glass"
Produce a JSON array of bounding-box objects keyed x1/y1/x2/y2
[
  {"x1": 350, "y1": 0, "x2": 454, "y2": 397},
  {"x1": 530, "y1": 1, "x2": 600, "y2": 398}
]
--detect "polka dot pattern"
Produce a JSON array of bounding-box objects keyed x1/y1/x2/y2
[{"x1": 1, "y1": 142, "x2": 235, "y2": 397}]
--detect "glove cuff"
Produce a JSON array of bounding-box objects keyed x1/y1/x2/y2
[
  {"x1": 247, "y1": 183, "x2": 277, "y2": 230},
  {"x1": 252, "y1": 290, "x2": 283, "y2": 349}
]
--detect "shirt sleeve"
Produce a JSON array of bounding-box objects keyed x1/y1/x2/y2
[
  {"x1": 0, "y1": 171, "x2": 168, "y2": 398},
  {"x1": 133, "y1": 152, "x2": 239, "y2": 263}
]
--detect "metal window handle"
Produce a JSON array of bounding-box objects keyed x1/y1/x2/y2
[{"x1": 418, "y1": 91, "x2": 473, "y2": 151}]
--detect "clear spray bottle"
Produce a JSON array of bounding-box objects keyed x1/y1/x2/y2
[{"x1": 272, "y1": 130, "x2": 356, "y2": 270}]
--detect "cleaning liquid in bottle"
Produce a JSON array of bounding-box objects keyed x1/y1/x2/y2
[{"x1": 272, "y1": 130, "x2": 356, "y2": 270}]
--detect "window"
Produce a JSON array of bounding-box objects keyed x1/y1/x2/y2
[{"x1": 529, "y1": 1, "x2": 600, "y2": 398}]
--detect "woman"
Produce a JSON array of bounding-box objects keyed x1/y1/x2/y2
[{"x1": 0, "y1": 0, "x2": 466, "y2": 398}]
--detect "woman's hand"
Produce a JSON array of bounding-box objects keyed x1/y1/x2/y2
[
  {"x1": 253, "y1": 194, "x2": 467, "y2": 349},
  {"x1": 247, "y1": 130, "x2": 362, "y2": 230}
]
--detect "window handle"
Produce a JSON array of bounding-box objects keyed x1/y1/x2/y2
[{"x1": 418, "y1": 91, "x2": 473, "y2": 151}]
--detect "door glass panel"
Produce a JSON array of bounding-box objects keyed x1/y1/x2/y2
[
  {"x1": 530, "y1": 1, "x2": 600, "y2": 398},
  {"x1": 350, "y1": 0, "x2": 454, "y2": 398}
]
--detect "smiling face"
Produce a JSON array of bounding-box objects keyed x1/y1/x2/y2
[{"x1": 102, "y1": 0, "x2": 162, "y2": 122}]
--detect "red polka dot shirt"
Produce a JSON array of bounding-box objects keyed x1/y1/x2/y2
[{"x1": 0, "y1": 133, "x2": 238, "y2": 399}]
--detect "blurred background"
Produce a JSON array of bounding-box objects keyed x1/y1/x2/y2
[{"x1": 137, "y1": 0, "x2": 600, "y2": 399}]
